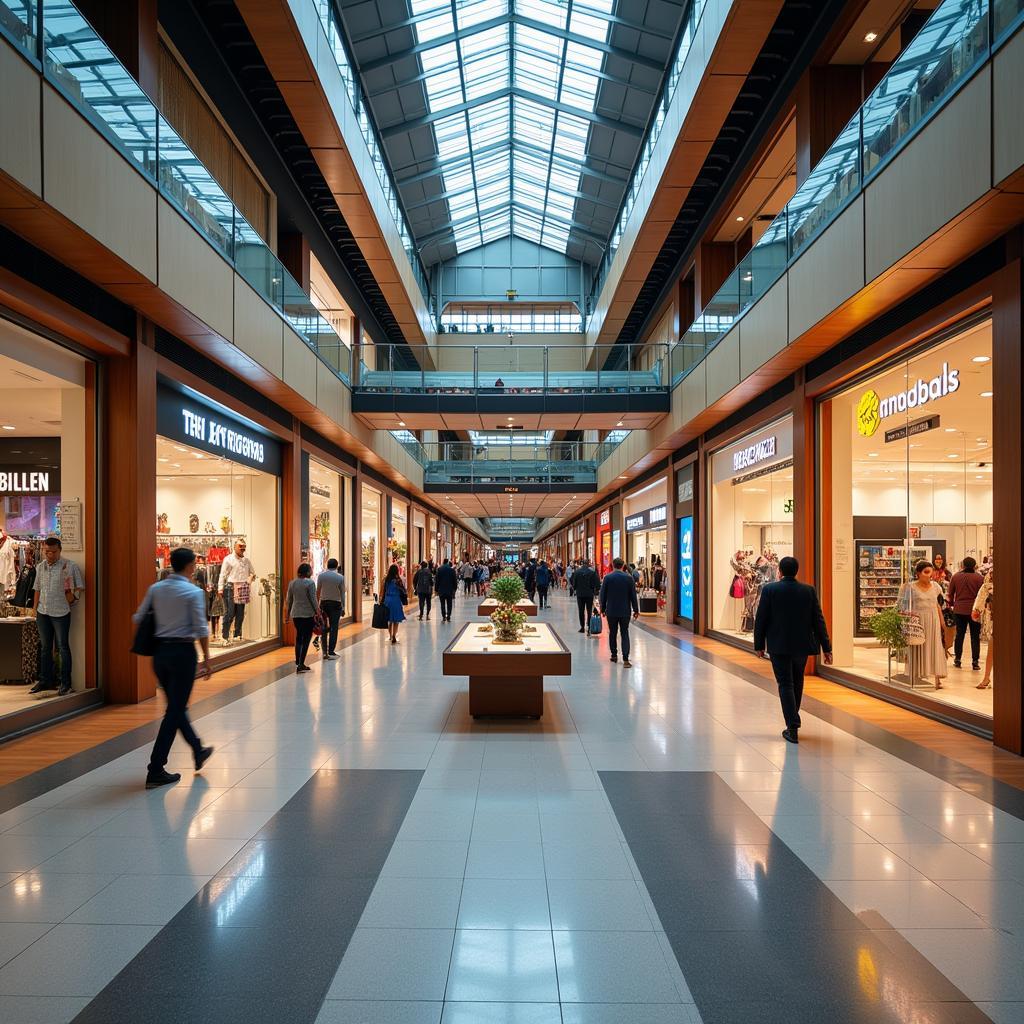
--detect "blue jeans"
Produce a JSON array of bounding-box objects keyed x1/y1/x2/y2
[{"x1": 37, "y1": 612, "x2": 72, "y2": 689}]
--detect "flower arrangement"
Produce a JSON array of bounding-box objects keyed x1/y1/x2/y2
[{"x1": 489, "y1": 571, "x2": 527, "y2": 643}]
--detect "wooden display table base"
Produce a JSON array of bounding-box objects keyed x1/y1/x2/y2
[
  {"x1": 469, "y1": 675, "x2": 543, "y2": 718},
  {"x1": 477, "y1": 599, "x2": 538, "y2": 617}
]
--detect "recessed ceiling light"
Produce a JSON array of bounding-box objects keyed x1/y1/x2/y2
[
  {"x1": 158, "y1": 457, "x2": 169, "y2": 463},
  {"x1": 976, "y1": 474, "x2": 985, "y2": 479},
  {"x1": 947, "y1": 453, "x2": 959, "y2": 458},
  {"x1": 980, "y1": 391, "x2": 993, "y2": 398},
  {"x1": 972, "y1": 355, "x2": 990, "y2": 363},
  {"x1": 864, "y1": 30, "x2": 878, "y2": 42},
  {"x1": 944, "y1": 428, "x2": 957, "y2": 433},
  {"x1": 398, "y1": 421, "x2": 406, "y2": 427},
  {"x1": 735, "y1": 215, "x2": 744, "y2": 223},
  {"x1": 1, "y1": 425, "x2": 15, "y2": 431},
  {"x1": 616, "y1": 421, "x2": 623, "y2": 427},
  {"x1": 867, "y1": 452, "x2": 878, "y2": 458}
]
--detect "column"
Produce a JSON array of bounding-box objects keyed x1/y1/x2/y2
[
  {"x1": 76, "y1": 0, "x2": 159, "y2": 99},
  {"x1": 795, "y1": 66, "x2": 863, "y2": 187}
]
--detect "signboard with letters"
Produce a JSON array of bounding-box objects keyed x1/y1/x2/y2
[{"x1": 625, "y1": 504, "x2": 667, "y2": 533}]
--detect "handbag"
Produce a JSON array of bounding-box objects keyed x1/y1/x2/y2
[
  {"x1": 900, "y1": 612, "x2": 926, "y2": 646},
  {"x1": 589, "y1": 613, "x2": 602, "y2": 635},
  {"x1": 312, "y1": 610, "x2": 325, "y2": 637},
  {"x1": 371, "y1": 594, "x2": 390, "y2": 629},
  {"x1": 942, "y1": 607, "x2": 956, "y2": 629},
  {"x1": 730, "y1": 574, "x2": 746, "y2": 599},
  {"x1": 131, "y1": 605, "x2": 158, "y2": 657}
]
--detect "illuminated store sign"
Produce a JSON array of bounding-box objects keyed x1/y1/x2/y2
[
  {"x1": 599, "y1": 510, "x2": 610, "y2": 526},
  {"x1": 678, "y1": 516, "x2": 694, "y2": 620},
  {"x1": 625, "y1": 505, "x2": 667, "y2": 532},
  {"x1": 182, "y1": 409, "x2": 265, "y2": 464},
  {"x1": 0, "y1": 471, "x2": 50, "y2": 494},
  {"x1": 732, "y1": 436, "x2": 776, "y2": 473},
  {"x1": 0, "y1": 439, "x2": 61, "y2": 495},
  {"x1": 857, "y1": 363, "x2": 960, "y2": 437}
]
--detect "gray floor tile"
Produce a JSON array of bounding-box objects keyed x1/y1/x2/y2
[
  {"x1": 446, "y1": 929, "x2": 558, "y2": 1002},
  {"x1": 441, "y1": 1003, "x2": 562, "y2": 1023},
  {"x1": 382, "y1": 840, "x2": 470, "y2": 879},
  {"x1": 0, "y1": 873, "x2": 118, "y2": 924},
  {"x1": 541, "y1": 841, "x2": 635, "y2": 880},
  {"x1": 65, "y1": 874, "x2": 210, "y2": 925},
  {"x1": 547, "y1": 878, "x2": 654, "y2": 931},
  {"x1": 0, "y1": 996, "x2": 91, "y2": 1024},
  {"x1": 465, "y1": 841, "x2": 545, "y2": 880},
  {"x1": 553, "y1": 930, "x2": 682, "y2": 1003},
  {"x1": 361, "y1": 876, "x2": 463, "y2": 929},
  {"x1": 327, "y1": 929, "x2": 454, "y2": 1001},
  {"x1": 0, "y1": 923, "x2": 53, "y2": 970},
  {"x1": 315, "y1": 1002, "x2": 443, "y2": 1024},
  {"x1": 457, "y1": 878, "x2": 551, "y2": 930}
]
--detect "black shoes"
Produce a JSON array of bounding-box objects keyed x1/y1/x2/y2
[
  {"x1": 296, "y1": 664, "x2": 311, "y2": 673},
  {"x1": 610, "y1": 655, "x2": 618, "y2": 663},
  {"x1": 578, "y1": 628, "x2": 585, "y2": 634},
  {"x1": 953, "y1": 660, "x2": 962, "y2": 669},
  {"x1": 28, "y1": 682, "x2": 49, "y2": 694},
  {"x1": 194, "y1": 746, "x2": 214, "y2": 772},
  {"x1": 972, "y1": 662, "x2": 981, "y2": 671},
  {"x1": 146, "y1": 769, "x2": 181, "y2": 790},
  {"x1": 57, "y1": 685, "x2": 72, "y2": 696},
  {"x1": 782, "y1": 728, "x2": 799, "y2": 744}
]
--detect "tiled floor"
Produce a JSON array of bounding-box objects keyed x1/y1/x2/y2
[{"x1": 0, "y1": 589, "x2": 1019, "y2": 1022}]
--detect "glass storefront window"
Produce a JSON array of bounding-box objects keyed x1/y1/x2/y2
[
  {"x1": 821, "y1": 320, "x2": 993, "y2": 718},
  {"x1": 0, "y1": 324, "x2": 95, "y2": 718},
  {"x1": 709, "y1": 418, "x2": 794, "y2": 643},
  {"x1": 391, "y1": 499, "x2": 408, "y2": 580},
  {"x1": 156, "y1": 435, "x2": 280, "y2": 651},
  {"x1": 308, "y1": 459, "x2": 341, "y2": 578},
  {"x1": 361, "y1": 485, "x2": 381, "y2": 615}
]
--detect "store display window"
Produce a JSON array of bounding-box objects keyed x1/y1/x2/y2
[
  {"x1": 390, "y1": 499, "x2": 408, "y2": 579},
  {"x1": 623, "y1": 478, "x2": 669, "y2": 601},
  {"x1": 155, "y1": 385, "x2": 281, "y2": 656},
  {"x1": 820, "y1": 319, "x2": 993, "y2": 718},
  {"x1": 0, "y1": 323, "x2": 95, "y2": 719},
  {"x1": 361, "y1": 485, "x2": 382, "y2": 616},
  {"x1": 306, "y1": 458, "x2": 352, "y2": 616},
  {"x1": 709, "y1": 418, "x2": 794, "y2": 644}
]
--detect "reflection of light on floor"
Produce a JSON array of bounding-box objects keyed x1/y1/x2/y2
[
  {"x1": 13, "y1": 875, "x2": 42, "y2": 899},
  {"x1": 211, "y1": 851, "x2": 265, "y2": 928},
  {"x1": 188, "y1": 812, "x2": 217, "y2": 837},
  {"x1": 733, "y1": 847, "x2": 767, "y2": 881},
  {"x1": 883, "y1": 856, "x2": 896, "y2": 874},
  {"x1": 857, "y1": 946, "x2": 879, "y2": 1001}
]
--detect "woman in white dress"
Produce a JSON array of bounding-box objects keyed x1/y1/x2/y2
[{"x1": 898, "y1": 560, "x2": 948, "y2": 690}]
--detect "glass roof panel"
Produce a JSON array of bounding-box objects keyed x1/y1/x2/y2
[{"x1": 409, "y1": 0, "x2": 617, "y2": 256}]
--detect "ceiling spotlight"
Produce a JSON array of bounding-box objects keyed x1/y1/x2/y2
[
  {"x1": 735, "y1": 215, "x2": 744, "y2": 223},
  {"x1": 947, "y1": 453, "x2": 959, "y2": 458},
  {"x1": 864, "y1": 30, "x2": 878, "y2": 42},
  {"x1": 1, "y1": 425, "x2": 15, "y2": 431},
  {"x1": 398, "y1": 421, "x2": 406, "y2": 427},
  {"x1": 944, "y1": 428, "x2": 957, "y2": 433},
  {"x1": 980, "y1": 391, "x2": 993, "y2": 398},
  {"x1": 616, "y1": 421, "x2": 623, "y2": 427},
  {"x1": 867, "y1": 452, "x2": 878, "y2": 458},
  {"x1": 972, "y1": 355, "x2": 990, "y2": 363}
]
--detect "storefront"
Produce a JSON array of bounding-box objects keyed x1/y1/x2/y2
[
  {"x1": 361, "y1": 483, "x2": 382, "y2": 616},
  {"x1": 707, "y1": 418, "x2": 794, "y2": 646},
  {"x1": 303, "y1": 455, "x2": 354, "y2": 618},
  {"x1": 390, "y1": 498, "x2": 408, "y2": 580},
  {"x1": 412, "y1": 509, "x2": 426, "y2": 565},
  {"x1": 623, "y1": 478, "x2": 669, "y2": 595},
  {"x1": 675, "y1": 462, "x2": 696, "y2": 628},
  {"x1": 0, "y1": 319, "x2": 97, "y2": 730},
  {"x1": 155, "y1": 383, "x2": 282, "y2": 660},
  {"x1": 818, "y1": 316, "x2": 994, "y2": 724},
  {"x1": 596, "y1": 508, "x2": 612, "y2": 575}
]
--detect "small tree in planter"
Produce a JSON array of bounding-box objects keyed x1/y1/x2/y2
[
  {"x1": 867, "y1": 607, "x2": 908, "y2": 684},
  {"x1": 489, "y1": 571, "x2": 528, "y2": 643}
]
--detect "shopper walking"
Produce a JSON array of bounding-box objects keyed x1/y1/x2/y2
[
  {"x1": 460, "y1": 559, "x2": 474, "y2": 596},
  {"x1": 753, "y1": 556, "x2": 832, "y2": 744},
  {"x1": 134, "y1": 546, "x2": 213, "y2": 789},
  {"x1": 30, "y1": 536, "x2": 84, "y2": 697},
  {"x1": 315, "y1": 558, "x2": 346, "y2": 659},
  {"x1": 383, "y1": 564, "x2": 407, "y2": 643},
  {"x1": 897, "y1": 560, "x2": 948, "y2": 691},
  {"x1": 570, "y1": 558, "x2": 600, "y2": 635},
  {"x1": 536, "y1": 560, "x2": 551, "y2": 609},
  {"x1": 217, "y1": 539, "x2": 256, "y2": 642},
  {"x1": 413, "y1": 560, "x2": 434, "y2": 620},
  {"x1": 972, "y1": 570, "x2": 994, "y2": 689},
  {"x1": 524, "y1": 559, "x2": 538, "y2": 602},
  {"x1": 435, "y1": 558, "x2": 457, "y2": 622},
  {"x1": 948, "y1": 557, "x2": 983, "y2": 671},
  {"x1": 599, "y1": 558, "x2": 639, "y2": 666},
  {"x1": 285, "y1": 563, "x2": 321, "y2": 673}
]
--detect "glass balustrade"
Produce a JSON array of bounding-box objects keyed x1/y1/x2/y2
[
  {"x1": 19, "y1": 0, "x2": 357, "y2": 384},
  {"x1": 0, "y1": 0, "x2": 36, "y2": 56},
  {"x1": 358, "y1": 344, "x2": 668, "y2": 393},
  {"x1": 667, "y1": 0, "x2": 1004, "y2": 385}
]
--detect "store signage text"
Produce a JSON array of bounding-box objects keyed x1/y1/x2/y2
[
  {"x1": 883, "y1": 414, "x2": 940, "y2": 444},
  {"x1": 857, "y1": 363, "x2": 960, "y2": 437},
  {"x1": 678, "y1": 516, "x2": 694, "y2": 620},
  {"x1": 731, "y1": 458, "x2": 794, "y2": 487},
  {"x1": 732, "y1": 435, "x2": 776, "y2": 473},
  {"x1": 310, "y1": 484, "x2": 331, "y2": 498},
  {"x1": 504, "y1": 487, "x2": 519, "y2": 493},
  {"x1": 0, "y1": 471, "x2": 50, "y2": 494},
  {"x1": 625, "y1": 505, "x2": 667, "y2": 533},
  {"x1": 599, "y1": 510, "x2": 610, "y2": 526},
  {"x1": 182, "y1": 409, "x2": 265, "y2": 464}
]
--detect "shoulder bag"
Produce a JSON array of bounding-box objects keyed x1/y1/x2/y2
[
  {"x1": 131, "y1": 594, "x2": 158, "y2": 657},
  {"x1": 371, "y1": 593, "x2": 390, "y2": 629}
]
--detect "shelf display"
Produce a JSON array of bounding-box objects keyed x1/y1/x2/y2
[{"x1": 855, "y1": 542, "x2": 931, "y2": 636}]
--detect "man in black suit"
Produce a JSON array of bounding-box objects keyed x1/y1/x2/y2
[
  {"x1": 524, "y1": 559, "x2": 538, "y2": 602},
  {"x1": 753, "y1": 556, "x2": 832, "y2": 744},
  {"x1": 598, "y1": 557, "x2": 640, "y2": 666},
  {"x1": 434, "y1": 559, "x2": 458, "y2": 622},
  {"x1": 570, "y1": 558, "x2": 600, "y2": 636}
]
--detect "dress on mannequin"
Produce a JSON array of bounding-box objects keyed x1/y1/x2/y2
[{"x1": 0, "y1": 533, "x2": 16, "y2": 593}]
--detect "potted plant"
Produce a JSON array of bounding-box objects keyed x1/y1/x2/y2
[
  {"x1": 489, "y1": 571, "x2": 528, "y2": 643},
  {"x1": 867, "y1": 607, "x2": 908, "y2": 685}
]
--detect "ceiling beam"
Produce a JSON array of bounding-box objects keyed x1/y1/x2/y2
[{"x1": 378, "y1": 87, "x2": 643, "y2": 139}]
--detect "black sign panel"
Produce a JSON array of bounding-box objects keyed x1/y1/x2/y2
[
  {"x1": 884, "y1": 414, "x2": 940, "y2": 444},
  {"x1": 156, "y1": 384, "x2": 282, "y2": 475},
  {"x1": 0, "y1": 438, "x2": 61, "y2": 495},
  {"x1": 624, "y1": 504, "x2": 668, "y2": 533}
]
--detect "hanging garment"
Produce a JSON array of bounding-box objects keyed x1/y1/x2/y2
[
  {"x1": 0, "y1": 537, "x2": 15, "y2": 592},
  {"x1": 13, "y1": 564, "x2": 36, "y2": 609}
]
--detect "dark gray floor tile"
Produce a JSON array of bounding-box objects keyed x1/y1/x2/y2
[{"x1": 221, "y1": 837, "x2": 396, "y2": 878}]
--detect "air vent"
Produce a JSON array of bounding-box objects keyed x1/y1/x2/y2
[{"x1": 13, "y1": 369, "x2": 42, "y2": 382}]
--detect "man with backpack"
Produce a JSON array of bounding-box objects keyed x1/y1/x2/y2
[{"x1": 570, "y1": 559, "x2": 600, "y2": 636}]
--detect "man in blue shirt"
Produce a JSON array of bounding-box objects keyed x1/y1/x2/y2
[
  {"x1": 598, "y1": 557, "x2": 640, "y2": 667},
  {"x1": 134, "y1": 547, "x2": 214, "y2": 789}
]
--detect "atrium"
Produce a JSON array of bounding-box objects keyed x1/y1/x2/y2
[{"x1": 0, "y1": 0, "x2": 1022, "y2": 1021}]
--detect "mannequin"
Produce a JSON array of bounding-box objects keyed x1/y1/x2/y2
[{"x1": 0, "y1": 529, "x2": 16, "y2": 594}]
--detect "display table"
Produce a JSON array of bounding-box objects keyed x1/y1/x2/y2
[
  {"x1": 477, "y1": 598, "x2": 538, "y2": 617},
  {"x1": 0, "y1": 616, "x2": 39, "y2": 684},
  {"x1": 443, "y1": 622, "x2": 571, "y2": 718}
]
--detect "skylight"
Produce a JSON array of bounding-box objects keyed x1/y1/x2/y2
[{"x1": 408, "y1": 0, "x2": 615, "y2": 255}]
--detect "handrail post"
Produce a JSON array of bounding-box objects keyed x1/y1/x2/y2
[
  {"x1": 543, "y1": 346, "x2": 549, "y2": 393},
  {"x1": 473, "y1": 347, "x2": 478, "y2": 390}
]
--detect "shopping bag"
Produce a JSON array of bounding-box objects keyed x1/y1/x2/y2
[
  {"x1": 589, "y1": 613, "x2": 602, "y2": 635},
  {"x1": 371, "y1": 595, "x2": 390, "y2": 629},
  {"x1": 900, "y1": 612, "x2": 925, "y2": 646}
]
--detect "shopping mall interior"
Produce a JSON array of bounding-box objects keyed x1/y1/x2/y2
[{"x1": 0, "y1": 0, "x2": 1023, "y2": 1021}]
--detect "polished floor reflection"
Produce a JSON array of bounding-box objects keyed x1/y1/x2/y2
[{"x1": 0, "y1": 589, "x2": 1020, "y2": 1023}]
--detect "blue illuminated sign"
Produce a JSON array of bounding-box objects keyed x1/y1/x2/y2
[{"x1": 678, "y1": 515, "x2": 694, "y2": 620}]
